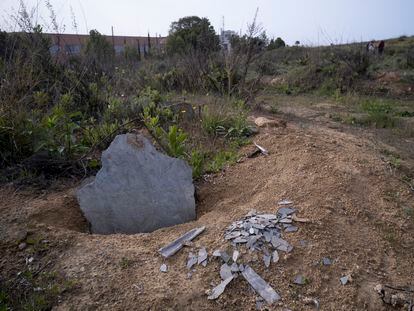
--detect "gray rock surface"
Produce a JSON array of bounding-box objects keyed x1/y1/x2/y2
[{"x1": 77, "y1": 133, "x2": 195, "y2": 234}]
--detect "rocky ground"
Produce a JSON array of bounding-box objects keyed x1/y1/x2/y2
[{"x1": 1, "y1": 98, "x2": 413, "y2": 310}]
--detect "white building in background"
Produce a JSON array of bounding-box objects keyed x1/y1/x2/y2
[{"x1": 220, "y1": 30, "x2": 237, "y2": 52}]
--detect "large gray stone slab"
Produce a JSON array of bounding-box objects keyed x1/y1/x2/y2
[{"x1": 77, "y1": 133, "x2": 195, "y2": 234}]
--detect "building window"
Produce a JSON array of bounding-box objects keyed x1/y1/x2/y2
[
  {"x1": 65, "y1": 44, "x2": 81, "y2": 55},
  {"x1": 114, "y1": 45, "x2": 124, "y2": 55},
  {"x1": 49, "y1": 44, "x2": 60, "y2": 55}
]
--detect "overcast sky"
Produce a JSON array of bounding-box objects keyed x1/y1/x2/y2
[{"x1": 1, "y1": 0, "x2": 413, "y2": 45}]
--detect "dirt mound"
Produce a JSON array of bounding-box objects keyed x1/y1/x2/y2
[{"x1": 1, "y1": 118, "x2": 413, "y2": 310}]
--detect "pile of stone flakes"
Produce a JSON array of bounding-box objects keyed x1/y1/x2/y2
[
  {"x1": 158, "y1": 200, "x2": 308, "y2": 307},
  {"x1": 206, "y1": 200, "x2": 307, "y2": 305}
]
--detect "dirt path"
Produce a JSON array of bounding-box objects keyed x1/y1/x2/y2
[{"x1": 1, "y1": 108, "x2": 413, "y2": 310}]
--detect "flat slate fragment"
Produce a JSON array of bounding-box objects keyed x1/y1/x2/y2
[
  {"x1": 293, "y1": 275, "x2": 307, "y2": 285},
  {"x1": 234, "y1": 237, "x2": 248, "y2": 244},
  {"x1": 230, "y1": 263, "x2": 239, "y2": 272},
  {"x1": 263, "y1": 255, "x2": 271, "y2": 268},
  {"x1": 198, "y1": 247, "x2": 208, "y2": 265},
  {"x1": 242, "y1": 265, "x2": 281, "y2": 305},
  {"x1": 232, "y1": 250, "x2": 240, "y2": 262},
  {"x1": 322, "y1": 257, "x2": 332, "y2": 266},
  {"x1": 277, "y1": 207, "x2": 297, "y2": 216},
  {"x1": 212, "y1": 249, "x2": 222, "y2": 257},
  {"x1": 159, "y1": 226, "x2": 205, "y2": 258},
  {"x1": 160, "y1": 264, "x2": 168, "y2": 273},
  {"x1": 272, "y1": 250, "x2": 279, "y2": 263},
  {"x1": 220, "y1": 251, "x2": 231, "y2": 263},
  {"x1": 208, "y1": 276, "x2": 235, "y2": 300},
  {"x1": 340, "y1": 276, "x2": 349, "y2": 285},
  {"x1": 284, "y1": 225, "x2": 298, "y2": 233},
  {"x1": 278, "y1": 199, "x2": 293, "y2": 205},
  {"x1": 220, "y1": 264, "x2": 233, "y2": 280},
  {"x1": 187, "y1": 253, "x2": 198, "y2": 269}
]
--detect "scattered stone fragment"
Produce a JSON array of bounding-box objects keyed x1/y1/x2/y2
[
  {"x1": 230, "y1": 263, "x2": 239, "y2": 272},
  {"x1": 239, "y1": 264, "x2": 245, "y2": 272},
  {"x1": 198, "y1": 247, "x2": 208, "y2": 265},
  {"x1": 263, "y1": 255, "x2": 271, "y2": 268},
  {"x1": 212, "y1": 249, "x2": 222, "y2": 257},
  {"x1": 302, "y1": 296, "x2": 320, "y2": 310},
  {"x1": 208, "y1": 276, "x2": 235, "y2": 300},
  {"x1": 220, "y1": 251, "x2": 231, "y2": 263},
  {"x1": 232, "y1": 250, "x2": 240, "y2": 262},
  {"x1": 293, "y1": 275, "x2": 308, "y2": 285},
  {"x1": 220, "y1": 264, "x2": 233, "y2": 280},
  {"x1": 284, "y1": 225, "x2": 298, "y2": 233},
  {"x1": 159, "y1": 226, "x2": 205, "y2": 258},
  {"x1": 253, "y1": 142, "x2": 269, "y2": 156},
  {"x1": 272, "y1": 250, "x2": 279, "y2": 263},
  {"x1": 292, "y1": 214, "x2": 311, "y2": 223},
  {"x1": 259, "y1": 214, "x2": 278, "y2": 220},
  {"x1": 234, "y1": 237, "x2": 248, "y2": 244},
  {"x1": 160, "y1": 264, "x2": 168, "y2": 273},
  {"x1": 187, "y1": 252, "x2": 198, "y2": 269},
  {"x1": 278, "y1": 200, "x2": 293, "y2": 205},
  {"x1": 322, "y1": 257, "x2": 332, "y2": 266},
  {"x1": 340, "y1": 276, "x2": 349, "y2": 285},
  {"x1": 279, "y1": 218, "x2": 293, "y2": 224},
  {"x1": 18, "y1": 242, "x2": 27, "y2": 250},
  {"x1": 225, "y1": 231, "x2": 242, "y2": 240},
  {"x1": 242, "y1": 265, "x2": 281, "y2": 305},
  {"x1": 249, "y1": 228, "x2": 255, "y2": 235},
  {"x1": 278, "y1": 207, "x2": 296, "y2": 216}
]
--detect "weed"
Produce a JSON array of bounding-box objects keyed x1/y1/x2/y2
[
  {"x1": 358, "y1": 99, "x2": 397, "y2": 128},
  {"x1": 119, "y1": 257, "x2": 133, "y2": 269},
  {"x1": 207, "y1": 150, "x2": 238, "y2": 173},
  {"x1": 201, "y1": 106, "x2": 228, "y2": 136},
  {"x1": 383, "y1": 229, "x2": 397, "y2": 245},
  {"x1": 403, "y1": 206, "x2": 414, "y2": 220},
  {"x1": 189, "y1": 150, "x2": 205, "y2": 178},
  {"x1": 201, "y1": 106, "x2": 253, "y2": 139},
  {"x1": 166, "y1": 125, "x2": 187, "y2": 158}
]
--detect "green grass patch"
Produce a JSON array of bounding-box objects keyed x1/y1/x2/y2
[{"x1": 207, "y1": 150, "x2": 238, "y2": 173}]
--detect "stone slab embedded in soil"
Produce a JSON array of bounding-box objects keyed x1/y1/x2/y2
[
  {"x1": 242, "y1": 265, "x2": 281, "y2": 304},
  {"x1": 77, "y1": 133, "x2": 196, "y2": 234}
]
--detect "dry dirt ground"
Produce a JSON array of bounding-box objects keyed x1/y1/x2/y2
[{"x1": 1, "y1": 101, "x2": 414, "y2": 310}]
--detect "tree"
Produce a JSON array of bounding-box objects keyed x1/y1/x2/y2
[
  {"x1": 268, "y1": 37, "x2": 285, "y2": 50},
  {"x1": 85, "y1": 30, "x2": 114, "y2": 64},
  {"x1": 166, "y1": 16, "x2": 219, "y2": 54},
  {"x1": 295, "y1": 40, "x2": 300, "y2": 46},
  {"x1": 147, "y1": 32, "x2": 151, "y2": 55}
]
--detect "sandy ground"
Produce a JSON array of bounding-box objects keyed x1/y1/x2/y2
[{"x1": 1, "y1": 105, "x2": 414, "y2": 310}]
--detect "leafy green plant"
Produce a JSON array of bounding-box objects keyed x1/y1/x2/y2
[
  {"x1": 37, "y1": 105, "x2": 86, "y2": 158},
  {"x1": 166, "y1": 125, "x2": 187, "y2": 158},
  {"x1": 190, "y1": 150, "x2": 204, "y2": 178}
]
